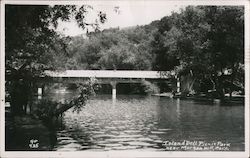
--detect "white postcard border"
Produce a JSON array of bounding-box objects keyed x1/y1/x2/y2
[{"x1": 0, "y1": 0, "x2": 249, "y2": 158}]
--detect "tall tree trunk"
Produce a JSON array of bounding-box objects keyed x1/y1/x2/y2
[
  {"x1": 229, "y1": 89, "x2": 232, "y2": 100},
  {"x1": 10, "y1": 81, "x2": 25, "y2": 116},
  {"x1": 9, "y1": 80, "x2": 30, "y2": 116},
  {"x1": 229, "y1": 65, "x2": 235, "y2": 101},
  {"x1": 215, "y1": 75, "x2": 225, "y2": 101}
]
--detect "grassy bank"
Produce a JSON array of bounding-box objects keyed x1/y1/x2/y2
[{"x1": 5, "y1": 109, "x2": 57, "y2": 151}]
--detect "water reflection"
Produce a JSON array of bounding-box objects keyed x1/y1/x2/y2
[
  {"x1": 112, "y1": 97, "x2": 116, "y2": 105},
  {"x1": 46, "y1": 92, "x2": 244, "y2": 151},
  {"x1": 176, "y1": 98, "x2": 180, "y2": 120}
]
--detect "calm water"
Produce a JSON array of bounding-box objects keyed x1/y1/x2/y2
[{"x1": 48, "y1": 92, "x2": 244, "y2": 151}]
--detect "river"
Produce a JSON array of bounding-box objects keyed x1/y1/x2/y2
[{"x1": 47, "y1": 91, "x2": 244, "y2": 151}]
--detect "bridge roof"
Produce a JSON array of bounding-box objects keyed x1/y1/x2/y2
[{"x1": 44, "y1": 70, "x2": 174, "y2": 79}]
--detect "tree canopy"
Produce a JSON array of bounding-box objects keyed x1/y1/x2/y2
[
  {"x1": 62, "y1": 6, "x2": 244, "y2": 97},
  {"x1": 5, "y1": 5, "x2": 106, "y2": 76},
  {"x1": 5, "y1": 4, "x2": 106, "y2": 115}
]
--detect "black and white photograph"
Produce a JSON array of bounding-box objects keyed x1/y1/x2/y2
[{"x1": 0, "y1": 0, "x2": 249, "y2": 157}]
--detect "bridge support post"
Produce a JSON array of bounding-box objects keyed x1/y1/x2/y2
[
  {"x1": 38, "y1": 87, "x2": 43, "y2": 99},
  {"x1": 110, "y1": 81, "x2": 117, "y2": 100},
  {"x1": 37, "y1": 84, "x2": 45, "y2": 99},
  {"x1": 38, "y1": 87, "x2": 43, "y2": 95}
]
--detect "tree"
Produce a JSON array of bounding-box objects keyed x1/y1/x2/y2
[
  {"x1": 204, "y1": 6, "x2": 244, "y2": 98},
  {"x1": 150, "y1": 6, "x2": 244, "y2": 98},
  {"x1": 176, "y1": 6, "x2": 244, "y2": 98},
  {"x1": 67, "y1": 26, "x2": 155, "y2": 70},
  {"x1": 5, "y1": 5, "x2": 106, "y2": 115},
  {"x1": 151, "y1": 15, "x2": 181, "y2": 71}
]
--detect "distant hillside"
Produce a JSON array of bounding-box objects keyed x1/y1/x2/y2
[{"x1": 63, "y1": 6, "x2": 244, "y2": 96}]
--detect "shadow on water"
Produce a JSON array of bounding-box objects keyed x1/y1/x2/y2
[{"x1": 5, "y1": 114, "x2": 58, "y2": 151}]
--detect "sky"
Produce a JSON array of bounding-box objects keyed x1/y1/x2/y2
[{"x1": 56, "y1": 1, "x2": 185, "y2": 36}]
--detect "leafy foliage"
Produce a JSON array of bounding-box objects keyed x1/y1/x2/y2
[
  {"x1": 65, "y1": 26, "x2": 155, "y2": 70},
  {"x1": 6, "y1": 5, "x2": 106, "y2": 75},
  {"x1": 33, "y1": 99, "x2": 58, "y2": 121},
  {"x1": 70, "y1": 78, "x2": 98, "y2": 113},
  {"x1": 34, "y1": 78, "x2": 98, "y2": 120},
  {"x1": 64, "y1": 6, "x2": 244, "y2": 98},
  {"x1": 141, "y1": 80, "x2": 160, "y2": 95},
  {"x1": 149, "y1": 6, "x2": 244, "y2": 97},
  {"x1": 6, "y1": 5, "x2": 245, "y2": 117},
  {"x1": 5, "y1": 5, "x2": 106, "y2": 115}
]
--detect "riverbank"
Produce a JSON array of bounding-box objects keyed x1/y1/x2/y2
[
  {"x1": 152, "y1": 92, "x2": 244, "y2": 105},
  {"x1": 152, "y1": 92, "x2": 174, "y2": 97},
  {"x1": 5, "y1": 109, "x2": 56, "y2": 151}
]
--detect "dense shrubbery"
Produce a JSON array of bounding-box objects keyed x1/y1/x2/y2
[
  {"x1": 141, "y1": 80, "x2": 160, "y2": 95},
  {"x1": 33, "y1": 99, "x2": 58, "y2": 121}
]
